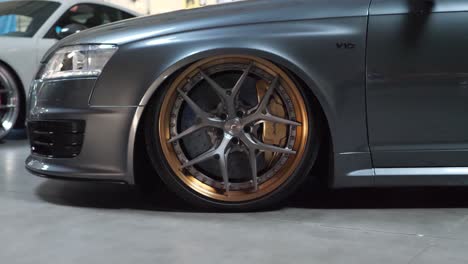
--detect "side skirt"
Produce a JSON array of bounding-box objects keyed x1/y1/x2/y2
[
  {"x1": 374, "y1": 167, "x2": 468, "y2": 187},
  {"x1": 330, "y1": 151, "x2": 468, "y2": 187}
]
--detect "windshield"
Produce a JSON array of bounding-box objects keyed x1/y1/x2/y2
[{"x1": 0, "y1": 1, "x2": 60, "y2": 37}]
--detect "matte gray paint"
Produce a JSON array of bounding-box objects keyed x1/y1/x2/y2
[
  {"x1": 27, "y1": 78, "x2": 136, "y2": 183},
  {"x1": 367, "y1": 0, "x2": 468, "y2": 168},
  {"x1": 27, "y1": 0, "x2": 468, "y2": 188},
  {"x1": 33, "y1": 0, "x2": 374, "y2": 185},
  {"x1": 370, "y1": 0, "x2": 468, "y2": 15},
  {"x1": 94, "y1": 15, "x2": 371, "y2": 186},
  {"x1": 43, "y1": 0, "x2": 372, "y2": 58}
]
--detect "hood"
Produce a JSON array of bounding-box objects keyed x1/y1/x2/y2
[{"x1": 44, "y1": 0, "x2": 370, "y2": 60}]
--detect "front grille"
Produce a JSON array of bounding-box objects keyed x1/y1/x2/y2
[{"x1": 28, "y1": 120, "x2": 85, "y2": 158}]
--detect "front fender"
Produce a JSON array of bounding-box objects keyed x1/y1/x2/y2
[{"x1": 90, "y1": 18, "x2": 373, "y2": 187}]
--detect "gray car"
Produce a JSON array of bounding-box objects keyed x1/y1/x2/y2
[{"x1": 25, "y1": 0, "x2": 468, "y2": 210}]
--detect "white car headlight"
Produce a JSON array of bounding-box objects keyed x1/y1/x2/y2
[{"x1": 41, "y1": 44, "x2": 118, "y2": 80}]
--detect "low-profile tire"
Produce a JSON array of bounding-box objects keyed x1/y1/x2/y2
[
  {"x1": 0, "y1": 65, "x2": 21, "y2": 140},
  {"x1": 145, "y1": 55, "x2": 320, "y2": 211}
]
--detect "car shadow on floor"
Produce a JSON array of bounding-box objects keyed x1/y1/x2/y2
[
  {"x1": 34, "y1": 176, "x2": 468, "y2": 213},
  {"x1": 35, "y1": 179, "x2": 195, "y2": 212},
  {"x1": 289, "y1": 185, "x2": 468, "y2": 210}
]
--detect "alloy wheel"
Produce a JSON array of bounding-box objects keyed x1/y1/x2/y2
[
  {"x1": 158, "y1": 56, "x2": 310, "y2": 202},
  {"x1": 0, "y1": 68, "x2": 19, "y2": 140}
]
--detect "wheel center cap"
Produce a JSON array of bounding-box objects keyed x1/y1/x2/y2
[{"x1": 224, "y1": 118, "x2": 243, "y2": 136}]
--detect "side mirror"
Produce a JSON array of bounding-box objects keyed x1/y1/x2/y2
[{"x1": 56, "y1": 24, "x2": 88, "y2": 39}]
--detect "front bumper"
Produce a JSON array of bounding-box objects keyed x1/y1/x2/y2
[{"x1": 26, "y1": 78, "x2": 138, "y2": 183}]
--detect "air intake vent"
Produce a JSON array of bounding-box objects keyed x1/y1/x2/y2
[{"x1": 28, "y1": 120, "x2": 85, "y2": 158}]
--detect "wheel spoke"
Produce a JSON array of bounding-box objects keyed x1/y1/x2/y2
[
  {"x1": 219, "y1": 149, "x2": 230, "y2": 193},
  {"x1": 0, "y1": 104, "x2": 15, "y2": 110},
  {"x1": 231, "y1": 63, "x2": 253, "y2": 97},
  {"x1": 261, "y1": 113, "x2": 301, "y2": 126},
  {"x1": 180, "y1": 134, "x2": 233, "y2": 169},
  {"x1": 254, "y1": 141, "x2": 296, "y2": 154},
  {"x1": 168, "y1": 123, "x2": 206, "y2": 143},
  {"x1": 241, "y1": 133, "x2": 296, "y2": 155},
  {"x1": 181, "y1": 134, "x2": 234, "y2": 192},
  {"x1": 241, "y1": 75, "x2": 301, "y2": 128},
  {"x1": 177, "y1": 89, "x2": 210, "y2": 118},
  {"x1": 172, "y1": 89, "x2": 225, "y2": 143},
  {"x1": 200, "y1": 70, "x2": 227, "y2": 99},
  {"x1": 248, "y1": 149, "x2": 258, "y2": 191},
  {"x1": 258, "y1": 76, "x2": 279, "y2": 113},
  {"x1": 180, "y1": 148, "x2": 217, "y2": 169}
]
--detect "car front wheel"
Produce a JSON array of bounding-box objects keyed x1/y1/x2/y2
[{"x1": 145, "y1": 55, "x2": 319, "y2": 211}]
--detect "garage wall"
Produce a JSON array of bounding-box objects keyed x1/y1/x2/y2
[
  {"x1": 104, "y1": 0, "x2": 150, "y2": 14},
  {"x1": 186, "y1": 0, "x2": 240, "y2": 9},
  {"x1": 105, "y1": 0, "x2": 242, "y2": 15}
]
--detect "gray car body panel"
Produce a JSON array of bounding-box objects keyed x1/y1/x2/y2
[
  {"x1": 27, "y1": 0, "x2": 468, "y2": 188},
  {"x1": 43, "y1": 0, "x2": 370, "y2": 56},
  {"x1": 27, "y1": 78, "x2": 135, "y2": 183},
  {"x1": 367, "y1": 0, "x2": 468, "y2": 186}
]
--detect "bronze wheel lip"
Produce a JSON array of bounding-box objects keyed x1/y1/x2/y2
[{"x1": 159, "y1": 55, "x2": 309, "y2": 202}]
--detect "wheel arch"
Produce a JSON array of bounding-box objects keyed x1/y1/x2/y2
[{"x1": 130, "y1": 48, "x2": 335, "y2": 187}]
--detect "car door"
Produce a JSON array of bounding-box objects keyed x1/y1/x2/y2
[
  {"x1": 37, "y1": 4, "x2": 135, "y2": 63},
  {"x1": 367, "y1": 0, "x2": 468, "y2": 168}
]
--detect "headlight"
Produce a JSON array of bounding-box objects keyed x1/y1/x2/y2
[{"x1": 40, "y1": 44, "x2": 118, "y2": 80}]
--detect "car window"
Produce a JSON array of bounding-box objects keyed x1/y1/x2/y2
[
  {"x1": 45, "y1": 4, "x2": 135, "y2": 39},
  {"x1": 0, "y1": 1, "x2": 60, "y2": 38},
  {"x1": 99, "y1": 5, "x2": 134, "y2": 23}
]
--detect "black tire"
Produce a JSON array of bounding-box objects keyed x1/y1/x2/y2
[
  {"x1": 0, "y1": 64, "x2": 22, "y2": 140},
  {"x1": 144, "y1": 57, "x2": 320, "y2": 211}
]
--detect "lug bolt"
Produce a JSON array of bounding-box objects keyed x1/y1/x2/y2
[
  {"x1": 236, "y1": 111, "x2": 244, "y2": 118},
  {"x1": 243, "y1": 126, "x2": 252, "y2": 133},
  {"x1": 232, "y1": 137, "x2": 240, "y2": 144},
  {"x1": 220, "y1": 113, "x2": 228, "y2": 120}
]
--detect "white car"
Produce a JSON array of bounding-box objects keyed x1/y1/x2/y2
[{"x1": 0, "y1": 0, "x2": 139, "y2": 139}]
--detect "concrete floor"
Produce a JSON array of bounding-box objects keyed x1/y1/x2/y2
[{"x1": 1, "y1": 134, "x2": 468, "y2": 264}]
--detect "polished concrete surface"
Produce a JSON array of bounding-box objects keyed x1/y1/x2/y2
[{"x1": 2, "y1": 134, "x2": 468, "y2": 263}]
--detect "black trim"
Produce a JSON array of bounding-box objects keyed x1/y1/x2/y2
[{"x1": 27, "y1": 120, "x2": 85, "y2": 158}]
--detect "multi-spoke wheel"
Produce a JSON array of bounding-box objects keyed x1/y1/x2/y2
[
  {"x1": 145, "y1": 55, "x2": 318, "y2": 210},
  {"x1": 0, "y1": 66, "x2": 20, "y2": 141}
]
